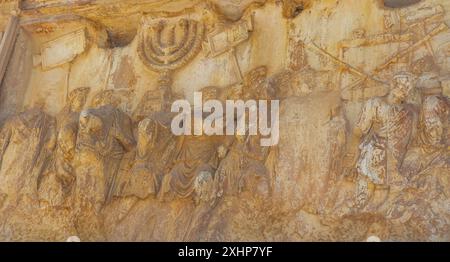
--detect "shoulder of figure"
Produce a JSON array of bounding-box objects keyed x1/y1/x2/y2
[{"x1": 363, "y1": 97, "x2": 383, "y2": 108}]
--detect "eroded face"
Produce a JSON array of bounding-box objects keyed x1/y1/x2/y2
[
  {"x1": 79, "y1": 110, "x2": 103, "y2": 133},
  {"x1": 389, "y1": 86, "x2": 408, "y2": 103},
  {"x1": 390, "y1": 76, "x2": 413, "y2": 103},
  {"x1": 246, "y1": 67, "x2": 267, "y2": 91},
  {"x1": 71, "y1": 95, "x2": 88, "y2": 112},
  {"x1": 217, "y1": 145, "x2": 228, "y2": 159}
]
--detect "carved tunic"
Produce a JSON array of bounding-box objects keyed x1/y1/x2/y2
[
  {"x1": 356, "y1": 97, "x2": 415, "y2": 185},
  {"x1": 159, "y1": 135, "x2": 221, "y2": 199},
  {"x1": 124, "y1": 113, "x2": 178, "y2": 199},
  {"x1": 216, "y1": 134, "x2": 270, "y2": 197}
]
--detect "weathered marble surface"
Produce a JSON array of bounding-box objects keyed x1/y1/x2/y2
[{"x1": 0, "y1": 0, "x2": 449, "y2": 241}]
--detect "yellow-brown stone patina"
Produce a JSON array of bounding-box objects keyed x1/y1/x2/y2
[{"x1": 0, "y1": 0, "x2": 449, "y2": 241}]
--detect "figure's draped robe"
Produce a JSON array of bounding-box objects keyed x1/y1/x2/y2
[
  {"x1": 0, "y1": 110, "x2": 56, "y2": 207},
  {"x1": 356, "y1": 98, "x2": 415, "y2": 186},
  {"x1": 74, "y1": 106, "x2": 135, "y2": 212},
  {"x1": 160, "y1": 135, "x2": 221, "y2": 199}
]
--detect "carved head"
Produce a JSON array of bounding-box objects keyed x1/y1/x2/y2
[
  {"x1": 244, "y1": 66, "x2": 268, "y2": 99},
  {"x1": 90, "y1": 90, "x2": 123, "y2": 108},
  {"x1": 200, "y1": 86, "x2": 221, "y2": 102},
  {"x1": 79, "y1": 110, "x2": 103, "y2": 134},
  {"x1": 68, "y1": 87, "x2": 91, "y2": 112},
  {"x1": 390, "y1": 71, "x2": 415, "y2": 103},
  {"x1": 245, "y1": 66, "x2": 267, "y2": 88},
  {"x1": 412, "y1": 56, "x2": 438, "y2": 76},
  {"x1": 217, "y1": 145, "x2": 228, "y2": 159}
]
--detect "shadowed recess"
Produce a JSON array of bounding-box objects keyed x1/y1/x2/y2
[{"x1": 384, "y1": 0, "x2": 423, "y2": 8}]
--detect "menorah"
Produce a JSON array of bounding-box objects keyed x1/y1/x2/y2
[{"x1": 137, "y1": 18, "x2": 205, "y2": 97}]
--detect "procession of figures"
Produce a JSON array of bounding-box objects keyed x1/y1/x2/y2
[{"x1": 0, "y1": 0, "x2": 448, "y2": 241}]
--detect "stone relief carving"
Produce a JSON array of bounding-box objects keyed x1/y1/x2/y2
[
  {"x1": 38, "y1": 87, "x2": 91, "y2": 207},
  {"x1": 352, "y1": 72, "x2": 417, "y2": 209},
  {"x1": 40, "y1": 28, "x2": 87, "y2": 70},
  {"x1": 0, "y1": 15, "x2": 19, "y2": 84},
  {"x1": 73, "y1": 104, "x2": 135, "y2": 211},
  {"x1": 123, "y1": 114, "x2": 177, "y2": 199},
  {"x1": 137, "y1": 18, "x2": 204, "y2": 73},
  {"x1": 0, "y1": 109, "x2": 56, "y2": 210},
  {"x1": 205, "y1": 16, "x2": 253, "y2": 58},
  {"x1": 0, "y1": 0, "x2": 450, "y2": 241},
  {"x1": 281, "y1": 0, "x2": 311, "y2": 19}
]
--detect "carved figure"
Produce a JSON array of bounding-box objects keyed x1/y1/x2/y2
[
  {"x1": 216, "y1": 128, "x2": 271, "y2": 198},
  {"x1": 386, "y1": 74, "x2": 450, "y2": 234},
  {"x1": 347, "y1": 72, "x2": 417, "y2": 209},
  {"x1": 73, "y1": 105, "x2": 135, "y2": 212},
  {"x1": 123, "y1": 113, "x2": 177, "y2": 199},
  {"x1": 215, "y1": 68, "x2": 275, "y2": 197},
  {"x1": 38, "y1": 87, "x2": 91, "y2": 207},
  {"x1": 0, "y1": 109, "x2": 56, "y2": 208},
  {"x1": 158, "y1": 116, "x2": 224, "y2": 202},
  {"x1": 402, "y1": 74, "x2": 450, "y2": 179}
]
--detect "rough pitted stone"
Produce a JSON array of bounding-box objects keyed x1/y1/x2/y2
[{"x1": 0, "y1": 0, "x2": 449, "y2": 242}]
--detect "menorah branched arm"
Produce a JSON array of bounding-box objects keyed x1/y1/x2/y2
[{"x1": 137, "y1": 19, "x2": 205, "y2": 73}]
